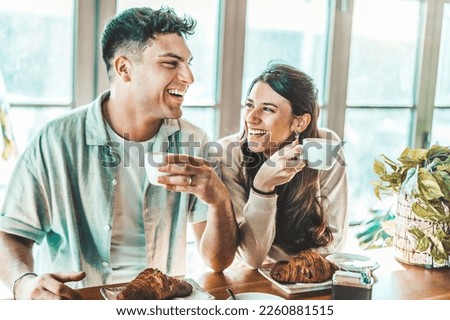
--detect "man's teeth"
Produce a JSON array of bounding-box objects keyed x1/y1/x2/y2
[
  {"x1": 249, "y1": 129, "x2": 267, "y2": 136},
  {"x1": 168, "y1": 89, "x2": 185, "y2": 97}
]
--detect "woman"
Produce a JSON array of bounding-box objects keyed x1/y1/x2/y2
[{"x1": 218, "y1": 63, "x2": 348, "y2": 268}]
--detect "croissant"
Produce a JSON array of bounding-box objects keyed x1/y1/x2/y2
[
  {"x1": 270, "y1": 250, "x2": 339, "y2": 283},
  {"x1": 116, "y1": 268, "x2": 193, "y2": 300}
]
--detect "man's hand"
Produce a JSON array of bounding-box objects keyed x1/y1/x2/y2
[
  {"x1": 156, "y1": 154, "x2": 229, "y2": 205},
  {"x1": 15, "y1": 271, "x2": 86, "y2": 300}
]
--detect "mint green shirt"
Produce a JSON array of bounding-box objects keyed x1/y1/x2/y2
[{"x1": 0, "y1": 91, "x2": 209, "y2": 287}]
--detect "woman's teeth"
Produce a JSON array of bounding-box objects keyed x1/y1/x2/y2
[{"x1": 249, "y1": 129, "x2": 267, "y2": 136}]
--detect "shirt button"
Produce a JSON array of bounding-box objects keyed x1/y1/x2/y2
[
  {"x1": 104, "y1": 225, "x2": 111, "y2": 231},
  {"x1": 112, "y1": 179, "x2": 117, "y2": 186},
  {"x1": 102, "y1": 261, "x2": 110, "y2": 267}
]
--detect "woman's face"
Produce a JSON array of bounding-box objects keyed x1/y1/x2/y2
[{"x1": 245, "y1": 81, "x2": 299, "y2": 156}]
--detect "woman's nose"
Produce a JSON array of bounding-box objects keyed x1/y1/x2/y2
[{"x1": 245, "y1": 108, "x2": 260, "y2": 124}]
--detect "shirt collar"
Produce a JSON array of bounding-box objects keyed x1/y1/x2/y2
[{"x1": 85, "y1": 90, "x2": 181, "y2": 147}]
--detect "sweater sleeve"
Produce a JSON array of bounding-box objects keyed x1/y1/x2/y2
[
  {"x1": 316, "y1": 129, "x2": 349, "y2": 254},
  {"x1": 218, "y1": 135, "x2": 278, "y2": 269}
]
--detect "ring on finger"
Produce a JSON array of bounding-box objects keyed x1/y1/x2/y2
[{"x1": 188, "y1": 176, "x2": 193, "y2": 186}]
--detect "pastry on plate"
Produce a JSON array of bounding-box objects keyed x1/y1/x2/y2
[
  {"x1": 116, "y1": 268, "x2": 193, "y2": 300},
  {"x1": 270, "y1": 249, "x2": 338, "y2": 283}
]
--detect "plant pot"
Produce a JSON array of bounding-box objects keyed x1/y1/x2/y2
[{"x1": 394, "y1": 193, "x2": 450, "y2": 268}]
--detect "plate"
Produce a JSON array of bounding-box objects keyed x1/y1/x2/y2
[
  {"x1": 100, "y1": 278, "x2": 214, "y2": 300},
  {"x1": 227, "y1": 292, "x2": 284, "y2": 300},
  {"x1": 258, "y1": 267, "x2": 332, "y2": 294},
  {"x1": 326, "y1": 253, "x2": 380, "y2": 272}
]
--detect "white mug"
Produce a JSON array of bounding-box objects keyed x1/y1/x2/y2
[
  {"x1": 144, "y1": 152, "x2": 172, "y2": 185},
  {"x1": 300, "y1": 138, "x2": 341, "y2": 170}
]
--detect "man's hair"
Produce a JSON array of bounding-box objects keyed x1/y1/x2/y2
[{"x1": 101, "y1": 6, "x2": 196, "y2": 79}]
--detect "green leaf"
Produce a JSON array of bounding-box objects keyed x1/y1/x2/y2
[
  {"x1": 408, "y1": 227, "x2": 430, "y2": 252},
  {"x1": 417, "y1": 168, "x2": 445, "y2": 200},
  {"x1": 430, "y1": 245, "x2": 448, "y2": 264},
  {"x1": 411, "y1": 202, "x2": 444, "y2": 222},
  {"x1": 427, "y1": 145, "x2": 450, "y2": 159},
  {"x1": 374, "y1": 186, "x2": 381, "y2": 200},
  {"x1": 437, "y1": 164, "x2": 450, "y2": 173},
  {"x1": 433, "y1": 172, "x2": 450, "y2": 202},
  {"x1": 435, "y1": 229, "x2": 450, "y2": 254},
  {"x1": 408, "y1": 227, "x2": 425, "y2": 239},
  {"x1": 373, "y1": 159, "x2": 387, "y2": 177},
  {"x1": 380, "y1": 154, "x2": 398, "y2": 171},
  {"x1": 428, "y1": 231, "x2": 446, "y2": 254},
  {"x1": 398, "y1": 148, "x2": 427, "y2": 167}
]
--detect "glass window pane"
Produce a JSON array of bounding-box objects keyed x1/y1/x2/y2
[
  {"x1": 182, "y1": 107, "x2": 215, "y2": 141},
  {"x1": 117, "y1": 0, "x2": 220, "y2": 106},
  {"x1": 242, "y1": 0, "x2": 330, "y2": 105},
  {"x1": 435, "y1": 4, "x2": 450, "y2": 106},
  {"x1": 344, "y1": 109, "x2": 411, "y2": 223},
  {"x1": 347, "y1": 0, "x2": 421, "y2": 106},
  {"x1": 1, "y1": 107, "x2": 69, "y2": 204},
  {"x1": 431, "y1": 108, "x2": 450, "y2": 146},
  {"x1": 0, "y1": 0, "x2": 74, "y2": 105}
]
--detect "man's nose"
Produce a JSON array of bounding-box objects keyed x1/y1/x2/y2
[{"x1": 178, "y1": 64, "x2": 194, "y2": 85}]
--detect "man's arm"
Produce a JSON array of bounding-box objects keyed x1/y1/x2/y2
[
  {"x1": 0, "y1": 231, "x2": 85, "y2": 299},
  {"x1": 157, "y1": 154, "x2": 239, "y2": 272},
  {"x1": 192, "y1": 191, "x2": 239, "y2": 272}
]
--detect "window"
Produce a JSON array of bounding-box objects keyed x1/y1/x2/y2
[
  {"x1": 435, "y1": 3, "x2": 450, "y2": 107},
  {"x1": 347, "y1": 0, "x2": 421, "y2": 106},
  {"x1": 344, "y1": 0, "x2": 422, "y2": 222},
  {"x1": 432, "y1": 3, "x2": 450, "y2": 146},
  {"x1": 242, "y1": 0, "x2": 330, "y2": 106},
  {"x1": 0, "y1": 0, "x2": 74, "y2": 202},
  {"x1": 0, "y1": 0, "x2": 74, "y2": 105}
]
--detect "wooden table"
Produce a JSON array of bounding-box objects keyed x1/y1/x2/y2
[{"x1": 78, "y1": 248, "x2": 450, "y2": 300}]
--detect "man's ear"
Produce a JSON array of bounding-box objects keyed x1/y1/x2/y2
[
  {"x1": 293, "y1": 114, "x2": 312, "y2": 133},
  {"x1": 114, "y1": 56, "x2": 131, "y2": 82}
]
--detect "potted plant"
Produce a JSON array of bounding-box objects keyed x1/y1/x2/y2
[{"x1": 372, "y1": 145, "x2": 450, "y2": 268}]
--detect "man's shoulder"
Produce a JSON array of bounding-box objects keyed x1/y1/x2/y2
[{"x1": 176, "y1": 118, "x2": 209, "y2": 138}]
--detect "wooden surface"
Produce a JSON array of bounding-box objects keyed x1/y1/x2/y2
[{"x1": 78, "y1": 248, "x2": 450, "y2": 300}]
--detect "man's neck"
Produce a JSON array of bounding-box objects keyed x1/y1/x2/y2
[{"x1": 102, "y1": 98, "x2": 162, "y2": 142}]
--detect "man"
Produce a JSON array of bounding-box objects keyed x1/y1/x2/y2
[{"x1": 0, "y1": 7, "x2": 238, "y2": 299}]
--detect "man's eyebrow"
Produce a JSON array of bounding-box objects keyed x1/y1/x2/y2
[{"x1": 158, "y1": 52, "x2": 193, "y2": 63}]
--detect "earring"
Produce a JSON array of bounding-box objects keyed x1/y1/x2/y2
[{"x1": 294, "y1": 131, "x2": 300, "y2": 141}]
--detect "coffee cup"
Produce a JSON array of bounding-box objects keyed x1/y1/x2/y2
[
  {"x1": 300, "y1": 138, "x2": 341, "y2": 170},
  {"x1": 145, "y1": 152, "x2": 172, "y2": 185}
]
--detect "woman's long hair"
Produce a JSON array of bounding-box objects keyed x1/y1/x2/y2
[{"x1": 241, "y1": 63, "x2": 332, "y2": 254}]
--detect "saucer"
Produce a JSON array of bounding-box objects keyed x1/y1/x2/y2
[{"x1": 227, "y1": 292, "x2": 284, "y2": 300}]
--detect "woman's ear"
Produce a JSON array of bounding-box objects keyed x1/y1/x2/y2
[
  {"x1": 114, "y1": 56, "x2": 131, "y2": 82},
  {"x1": 292, "y1": 114, "x2": 312, "y2": 133}
]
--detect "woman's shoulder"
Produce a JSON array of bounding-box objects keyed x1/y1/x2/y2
[{"x1": 215, "y1": 133, "x2": 243, "y2": 168}]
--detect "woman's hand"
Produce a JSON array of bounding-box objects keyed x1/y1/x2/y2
[
  {"x1": 15, "y1": 271, "x2": 86, "y2": 300},
  {"x1": 156, "y1": 154, "x2": 229, "y2": 206},
  {"x1": 253, "y1": 140, "x2": 306, "y2": 193}
]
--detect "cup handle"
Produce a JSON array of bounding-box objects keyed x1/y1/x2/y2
[{"x1": 296, "y1": 144, "x2": 304, "y2": 160}]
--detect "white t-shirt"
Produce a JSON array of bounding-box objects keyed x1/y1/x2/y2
[{"x1": 106, "y1": 123, "x2": 152, "y2": 283}]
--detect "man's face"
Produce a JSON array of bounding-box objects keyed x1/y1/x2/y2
[{"x1": 126, "y1": 33, "x2": 194, "y2": 120}]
